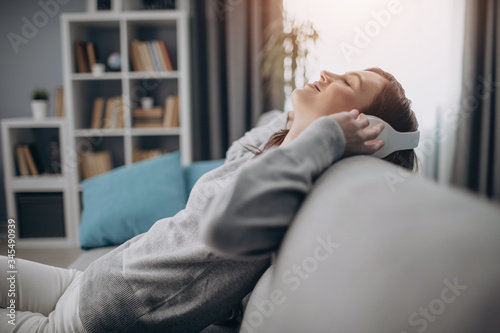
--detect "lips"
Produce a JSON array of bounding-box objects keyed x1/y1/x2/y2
[{"x1": 307, "y1": 82, "x2": 321, "y2": 92}]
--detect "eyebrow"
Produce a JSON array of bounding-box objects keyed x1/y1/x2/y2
[{"x1": 347, "y1": 72, "x2": 363, "y2": 89}]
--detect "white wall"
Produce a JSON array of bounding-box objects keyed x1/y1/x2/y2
[{"x1": 0, "y1": 0, "x2": 86, "y2": 221}]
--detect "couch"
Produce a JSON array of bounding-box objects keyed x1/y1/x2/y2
[
  {"x1": 240, "y1": 156, "x2": 500, "y2": 333},
  {"x1": 70, "y1": 154, "x2": 500, "y2": 332}
]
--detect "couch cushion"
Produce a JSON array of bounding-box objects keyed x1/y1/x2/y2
[
  {"x1": 242, "y1": 156, "x2": 500, "y2": 333},
  {"x1": 80, "y1": 151, "x2": 187, "y2": 249}
]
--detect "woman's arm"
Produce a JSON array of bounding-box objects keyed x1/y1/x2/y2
[{"x1": 201, "y1": 115, "x2": 346, "y2": 257}]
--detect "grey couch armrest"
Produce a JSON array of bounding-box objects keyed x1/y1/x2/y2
[{"x1": 242, "y1": 156, "x2": 500, "y2": 333}]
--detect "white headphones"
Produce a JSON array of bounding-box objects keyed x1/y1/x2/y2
[{"x1": 366, "y1": 115, "x2": 420, "y2": 158}]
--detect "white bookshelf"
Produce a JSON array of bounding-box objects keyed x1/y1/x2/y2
[
  {"x1": 1, "y1": 2, "x2": 192, "y2": 248},
  {"x1": 60, "y1": 2, "x2": 193, "y2": 247},
  {"x1": 1, "y1": 118, "x2": 78, "y2": 248}
]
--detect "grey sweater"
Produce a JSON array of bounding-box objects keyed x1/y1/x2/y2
[{"x1": 78, "y1": 113, "x2": 346, "y2": 333}]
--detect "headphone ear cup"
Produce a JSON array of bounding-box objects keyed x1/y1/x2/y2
[{"x1": 366, "y1": 115, "x2": 420, "y2": 158}]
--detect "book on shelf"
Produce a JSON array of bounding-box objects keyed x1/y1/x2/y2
[
  {"x1": 15, "y1": 145, "x2": 29, "y2": 176},
  {"x1": 148, "y1": 41, "x2": 162, "y2": 72},
  {"x1": 79, "y1": 150, "x2": 113, "y2": 180},
  {"x1": 158, "y1": 40, "x2": 174, "y2": 71},
  {"x1": 129, "y1": 40, "x2": 144, "y2": 72},
  {"x1": 23, "y1": 145, "x2": 38, "y2": 175},
  {"x1": 140, "y1": 41, "x2": 155, "y2": 72},
  {"x1": 54, "y1": 87, "x2": 65, "y2": 118},
  {"x1": 163, "y1": 95, "x2": 179, "y2": 127},
  {"x1": 133, "y1": 121, "x2": 165, "y2": 128},
  {"x1": 75, "y1": 41, "x2": 90, "y2": 73},
  {"x1": 152, "y1": 41, "x2": 167, "y2": 72},
  {"x1": 90, "y1": 96, "x2": 123, "y2": 129},
  {"x1": 132, "y1": 106, "x2": 165, "y2": 128},
  {"x1": 91, "y1": 97, "x2": 105, "y2": 129},
  {"x1": 86, "y1": 42, "x2": 97, "y2": 70},
  {"x1": 132, "y1": 106, "x2": 164, "y2": 118},
  {"x1": 75, "y1": 41, "x2": 100, "y2": 73},
  {"x1": 14, "y1": 144, "x2": 44, "y2": 176},
  {"x1": 133, "y1": 148, "x2": 168, "y2": 163},
  {"x1": 129, "y1": 40, "x2": 174, "y2": 72}
]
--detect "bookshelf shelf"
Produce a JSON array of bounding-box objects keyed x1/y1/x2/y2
[
  {"x1": 130, "y1": 127, "x2": 180, "y2": 136},
  {"x1": 126, "y1": 71, "x2": 179, "y2": 79},
  {"x1": 72, "y1": 73, "x2": 123, "y2": 80},
  {"x1": 59, "y1": 1, "x2": 193, "y2": 246},
  {"x1": 11, "y1": 175, "x2": 66, "y2": 191},
  {"x1": 74, "y1": 128, "x2": 125, "y2": 137},
  {"x1": 2, "y1": 117, "x2": 65, "y2": 128}
]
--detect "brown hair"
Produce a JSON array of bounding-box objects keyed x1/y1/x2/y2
[
  {"x1": 252, "y1": 68, "x2": 419, "y2": 171},
  {"x1": 361, "y1": 67, "x2": 419, "y2": 171}
]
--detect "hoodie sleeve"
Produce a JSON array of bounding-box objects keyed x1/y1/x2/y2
[{"x1": 201, "y1": 116, "x2": 346, "y2": 257}]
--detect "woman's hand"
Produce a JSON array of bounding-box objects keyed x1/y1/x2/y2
[{"x1": 330, "y1": 109, "x2": 385, "y2": 157}]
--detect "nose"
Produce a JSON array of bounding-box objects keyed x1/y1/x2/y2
[{"x1": 320, "y1": 70, "x2": 335, "y2": 83}]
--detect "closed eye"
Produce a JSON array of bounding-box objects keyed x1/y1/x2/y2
[{"x1": 343, "y1": 79, "x2": 351, "y2": 87}]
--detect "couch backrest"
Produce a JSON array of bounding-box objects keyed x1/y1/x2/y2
[{"x1": 242, "y1": 156, "x2": 500, "y2": 333}]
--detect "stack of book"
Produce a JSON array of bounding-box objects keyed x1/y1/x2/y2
[
  {"x1": 133, "y1": 148, "x2": 169, "y2": 162},
  {"x1": 75, "y1": 41, "x2": 98, "y2": 73},
  {"x1": 15, "y1": 144, "x2": 44, "y2": 176},
  {"x1": 132, "y1": 95, "x2": 179, "y2": 128},
  {"x1": 79, "y1": 150, "x2": 113, "y2": 180},
  {"x1": 133, "y1": 107, "x2": 164, "y2": 128},
  {"x1": 129, "y1": 40, "x2": 174, "y2": 72},
  {"x1": 90, "y1": 97, "x2": 124, "y2": 129},
  {"x1": 54, "y1": 87, "x2": 65, "y2": 118}
]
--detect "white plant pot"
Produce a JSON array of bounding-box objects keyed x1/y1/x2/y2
[
  {"x1": 31, "y1": 100, "x2": 48, "y2": 120},
  {"x1": 92, "y1": 63, "x2": 105, "y2": 76},
  {"x1": 141, "y1": 97, "x2": 154, "y2": 110}
]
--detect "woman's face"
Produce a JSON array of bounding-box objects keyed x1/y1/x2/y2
[{"x1": 291, "y1": 70, "x2": 386, "y2": 122}]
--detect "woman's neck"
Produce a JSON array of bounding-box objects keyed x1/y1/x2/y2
[{"x1": 280, "y1": 113, "x2": 311, "y2": 147}]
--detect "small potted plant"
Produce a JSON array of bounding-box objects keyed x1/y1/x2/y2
[
  {"x1": 140, "y1": 92, "x2": 154, "y2": 110},
  {"x1": 31, "y1": 89, "x2": 49, "y2": 120},
  {"x1": 92, "y1": 60, "x2": 105, "y2": 76}
]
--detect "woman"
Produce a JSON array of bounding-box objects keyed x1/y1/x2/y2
[
  {"x1": 202, "y1": 68, "x2": 418, "y2": 257},
  {"x1": 0, "y1": 68, "x2": 417, "y2": 332}
]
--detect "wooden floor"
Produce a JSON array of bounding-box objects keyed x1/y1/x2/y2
[{"x1": 0, "y1": 222, "x2": 82, "y2": 268}]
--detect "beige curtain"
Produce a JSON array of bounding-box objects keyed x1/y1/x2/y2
[
  {"x1": 189, "y1": 0, "x2": 284, "y2": 160},
  {"x1": 452, "y1": 0, "x2": 500, "y2": 202}
]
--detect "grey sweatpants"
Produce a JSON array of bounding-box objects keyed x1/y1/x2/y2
[{"x1": 0, "y1": 256, "x2": 85, "y2": 332}]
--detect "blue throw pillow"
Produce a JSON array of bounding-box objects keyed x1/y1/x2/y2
[
  {"x1": 80, "y1": 151, "x2": 187, "y2": 249},
  {"x1": 183, "y1": 159, "x2": 225, "y2": 194}
]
